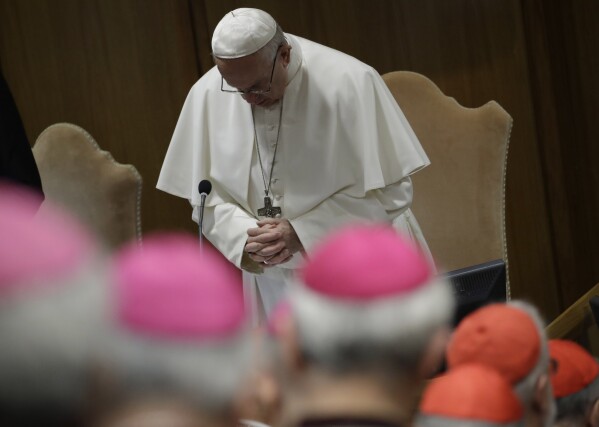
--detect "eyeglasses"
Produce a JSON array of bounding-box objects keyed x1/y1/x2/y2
[{"x1": 220, "y1": 45, "x2": 282, "y2": 95}]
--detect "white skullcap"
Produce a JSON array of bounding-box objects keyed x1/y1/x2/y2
[{"x1": 212, "y1": 8, "x2": 277, "y2": 59}]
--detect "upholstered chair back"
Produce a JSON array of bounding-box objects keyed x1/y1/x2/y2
[
  {"x1": 33, "y1": 123, "x2": 142, "y2": 249},
  {"x1": 383, "y1": 71, "x2": 511, "y2": 285}
]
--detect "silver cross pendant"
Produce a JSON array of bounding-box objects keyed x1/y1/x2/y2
[{"x1": 258, "y1": 196, "x2": 282, "y2": 218}]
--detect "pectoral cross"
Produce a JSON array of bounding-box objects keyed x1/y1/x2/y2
[{"x1": 258, "y1": 196, "x2": 282, "y2": 218}]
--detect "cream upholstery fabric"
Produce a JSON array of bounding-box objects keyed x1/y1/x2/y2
[
  {"x1": 33, "y1": 123, "x2": 142, "y2": 249},
  {"x1": 383, "y1": 71, "x2": 511, "y2": 292}
]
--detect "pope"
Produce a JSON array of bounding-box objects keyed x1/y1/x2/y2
[{"x1": 158, "y1": 8, "x2": 431, "y2": 324}]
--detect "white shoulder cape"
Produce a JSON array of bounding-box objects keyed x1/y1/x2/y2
[{"x1": 158, "y1": 35, "x2": 429, "y2": 220}]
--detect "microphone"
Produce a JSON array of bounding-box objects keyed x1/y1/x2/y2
[{"x1": 197, "y1": 180, "x2": 212, "y2": 253}]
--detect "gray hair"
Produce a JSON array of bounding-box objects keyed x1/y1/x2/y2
[
  {"x1": 100, "y1": 324, "x2": 253, "y2": 417},
  {"x1": 508, "y1": 300, "x2": 556, "y2": 426},
  {"x1": 508, "y1": 301, "x2": 550, "y2": 402},
  {"x1": 0, "y1": 255, "x2": 109, "y2": 412},
  {"x1": 555, "y1": 375, "x2": 599, "y2": 423},
  {"x1": 289, "y1": 276, "x2": 455, "y2": 377},
  {"x1": 414, "y1": 415, "x2": 524, "y2": 427},
  {"x1": 257, "y1": 25, "x2": 287, "y2": 63}
]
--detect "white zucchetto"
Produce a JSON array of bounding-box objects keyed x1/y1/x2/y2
[{"x1": 211, "y1": 8, "x2": 277, "y2": 59}]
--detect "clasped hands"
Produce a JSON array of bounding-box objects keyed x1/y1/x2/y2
[{"x1": 244, "y1": 218, "x2": 304, "y2": 267}]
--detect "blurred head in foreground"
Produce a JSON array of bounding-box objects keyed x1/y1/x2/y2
[
  {"x1": 278, "y1": 224, "x2": 455, "y2": 425},
  {"x1": 549, "y1": 339, "x2": 599, "y2": 427},
  {"x1": 234, "y1": 301, "x2": 292, "y2": 427},
  {"x1": 0, "y1": 183, "x2": 108, "y2": 426},
  {"x1": 415, "y1": 364, "x2": 525, "y2": 427},
  {"x1": 446, "y1": 302, "x2": 555, "y2": 427},
  {"x1": 95, "y1": 233, "x2": 251, "y2": 427}
]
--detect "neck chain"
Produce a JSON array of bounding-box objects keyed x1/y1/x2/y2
[{"x1": 252, "y1": 100, "x2": 284, "y2": 217}]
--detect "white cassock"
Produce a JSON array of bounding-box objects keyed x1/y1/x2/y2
[{"x1": 157, "y1": 34, "x2": 432, "y2": 325}]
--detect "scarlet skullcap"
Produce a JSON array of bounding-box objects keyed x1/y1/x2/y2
[
  {"x1": 299, "y1": 224, "x2": 433, "y2": 300},
  {"x1": 114, "y1": 233, "x2": 245, "y2": 340},
  {"x1": 212, "y1": 8, "x2": 277, "y2": 59},
  {"x1": 0, "y1": 183, "x2": 95, "y2": 293},
  {"x1": 446, "y1": 304, "x2": 541, "y2": 384},
  {"x1": 420, "y1": 364, "x2": 524, "y2": 423},
  {"x1": 549, "y1": 339, "x2": 599, "y2": 398}
]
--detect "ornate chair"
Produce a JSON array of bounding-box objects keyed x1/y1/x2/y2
[
  {"x1": 383, "y1": 71, "x2": 512, "y2": 295},
  {"x1": 33, "y1": 123, "x2": 142, "y2": 249}
]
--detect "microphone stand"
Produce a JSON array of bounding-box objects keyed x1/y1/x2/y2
[
  {"x1": 198, "y1": 191, "x2": 207, "y2": 256},
  {"x1": 197, "y1": 179, "x2": 212, "y2": 256}
]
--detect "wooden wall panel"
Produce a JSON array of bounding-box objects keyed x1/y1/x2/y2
[
  {"x1": 0, "y1": 0, "x2": 200, "y2": 238},
  {"x1": 521, "y1": 1, "x2": 599, "y2": 307}
]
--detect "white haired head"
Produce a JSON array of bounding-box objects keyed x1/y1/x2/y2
[
  {"x1": 100, "y1": 233, "x2": 252, "y2": 417},
  {"x1": 289, "y1": 224, "x2": 455, "y2": 379},
  {"x1": 447, "y1": 301, "x2": 556, "y2": 426},
  {"x1": 0, "y1": 183, "x2": 108, "y2": 425}
]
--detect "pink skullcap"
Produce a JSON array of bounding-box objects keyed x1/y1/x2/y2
[
  {"x1": 549, "y1": 339, "x2": 599, "y2": 398},
  {"x1": 0, "y1": 182, "x2": 95, "y2": 294},
  {"x1": 446, "y1": 304, "x2": 541, "y2": 384},
  {"x1": 114, "y1": 233, "x2": 245, "y2": 340},
  {"x1": 299, "y1": 224, "x2": 432, "y2": 300},
  {"x1": 420, "y1": 364, "x2": 524, "y2": 423}
]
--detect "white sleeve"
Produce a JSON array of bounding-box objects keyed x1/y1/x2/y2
[
  {"x1": 192, "y1": 203, "x2": 257, "y2": 269},
  {"x1": 373, "y1": 177, "x2": 434, "y2": 265},
  {"x1": 289, "y1": 177, "x2": 413, "y2": 254},
  {"x1": 371, "y1": 176, "x2": 413, "y2": 221},
  {"x1": 289, "y1": 176, "x2": 432, "y2": 267}
]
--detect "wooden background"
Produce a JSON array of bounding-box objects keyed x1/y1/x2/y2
[{"x1": 1, "y1": 0, "x2": 597, "y2": 321}]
